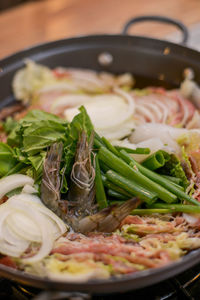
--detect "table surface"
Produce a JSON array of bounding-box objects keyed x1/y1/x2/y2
[{"x1": 1, "y1": 0, "x2": 200, "y2": 59}]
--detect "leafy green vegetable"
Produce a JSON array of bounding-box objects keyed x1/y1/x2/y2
[
  {"x1": 159, "y1": 154, "x2": 189, "y2": 189},
  {"x1": 23, "y1": 120, "x2": 67, "y2": 155},
  {"x1": 3, "y1": 117, "x2": 18, "y2": 134},
  {"x1": 7, "y1": 110, "x2": 68, "y2": 154},
  {"x1": 0, "y1": 142, "x2": 18, "y2": 176},
  {"x1": 3, "y1": 110, "x2": 69, "y2": 182}
]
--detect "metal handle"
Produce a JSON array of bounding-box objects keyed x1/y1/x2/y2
[{"x1": 122, "y1": 15, "x2": 189, "y2": 45}]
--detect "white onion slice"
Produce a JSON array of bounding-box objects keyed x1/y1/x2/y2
[
  {"x1": 2, "y1": 223, "x2": 29, "y2": 249},
  {"x1": 0, "y1": 174, "x2": 34, "y2": 199},
  {"x1": 0, "y1": 239, "x2": 24, "y2": 257},
  {"x1": 0, "y1": 192, "x2": 67, "y2": 261},
  {"x1": 64, "y1": 94, "x2": 134, "y2": 130},
  {"x1": 130, "y1": 123, "x2": 185, "y2": 144},
  {"x1": 22, "y1": 184, "x2": 38, "y2": 194},
  {"x1": 51, "y1": 94, "x2": 94, "y2": 113},
  {"x1": 6, "y1": 211, "x2": 42, "y2": 242},
  {"x1": 8, "y1": 194, "x2": 66, "y2": 235}
]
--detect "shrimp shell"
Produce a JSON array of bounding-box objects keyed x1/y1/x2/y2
[
  {"x1": 41, "y1": 142, "x2": 64, "y2": 217},
  {"x1": 77, "y1": 197, "x2": 141, "y2": 234},
  {"x1": 67, "y1": 131, "x2": 95, "y2": 218}
]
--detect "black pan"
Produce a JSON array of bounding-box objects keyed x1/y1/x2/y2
[{"x1": 0, "y1": 15, "x2": 200, "y2": 297}]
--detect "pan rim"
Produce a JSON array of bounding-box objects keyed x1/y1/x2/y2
[{"x1": 1, "y1": 33, "x2": 200, "y2": 68}]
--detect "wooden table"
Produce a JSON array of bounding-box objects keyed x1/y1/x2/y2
[{"x1": 1, "y1": 0, "x2": 200, "y2": 59}]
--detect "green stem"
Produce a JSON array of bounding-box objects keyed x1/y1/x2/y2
[
  {"x1": 161, "y1": 175, "x2": 182, "y2": 185},
  {"x1": 132, "y1": 208, "x2": 172, "y2": 215},
  {"x1": 115, "y1": 146, "x2": 150, "y2": 154},
  {"x1": 106, "y1": 170, "x2": 157, "y2": 203},
  {"x1": 142, "y1": 150, "x2": 169, "y2": 170},
  {"x1": 98, "y1": 146, "x2": 177, "y2": 203},
  {"x1": 107, "y1": 189, "x2": 128, "y2": 200},
  {"x1": 95, "y1": 155, "x2": 107, "y2": 209},
  {"x1": 99, "y1": 160, "x2": 110, "y2": 173},
  {"x1": 102, "y1": 174, "x2": 132, "y2": 197},
  {"x1": 101, "y1": 137, "x2": 119, "y2": 157},
  {"x1": 119, "y1": 150, "x2": 200, "y2": 206},
  {"x1": 108, "y1": 203, "x2": 172, "y2": 214},
  {"x1": 152, "y1": 203, "x2": 200, "y2": 213}
]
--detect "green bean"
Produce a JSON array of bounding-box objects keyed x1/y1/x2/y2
[
  {"x1": 152, "y1": 203, "x2": 200, "y2": 213},
  {"x1": 142, "y1": 150, "x2": 169, "y2": 170},
  {"x1": 119, "y1": 150, "x2": 200, "y2": 206},
  {"x1": 95, "y1": 155, "x2": 107, "y2": 209},
  {"x1": 98, "y1": 147, "x2": 177, "y2": 203},
  {"x1": 101, "y1": 174, "x2": 132, "y2": 197},
  {"x1": 106, "y1": 170, "x2": 157, "y2": 203},
  {"x1": 107, "y1": 189, "x2": 128, "y2": 200},
  {"x1": 115, "y1": 146, "x2": 150, "y2": 154}
]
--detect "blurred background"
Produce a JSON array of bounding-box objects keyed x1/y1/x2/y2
[
  {"x1": 0, "y1": 0, "x2": 200, "y2": 59},
  {"x1": 0, "y1": 0, "x2": 34, "y2": 11}
]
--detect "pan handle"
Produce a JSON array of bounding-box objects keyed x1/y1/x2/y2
[{"x1": 122, "y1": 15, "x2": 189, "y2": 45}]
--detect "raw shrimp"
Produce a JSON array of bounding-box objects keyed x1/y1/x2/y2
[
  {"x1": 41, "y1": 142, "x2": 66, "y2": 218},
  {"x1": 77, "y1": 197, "x2": 141, "y2": 234},
  {"x1": 41, "y1": 135, "x2": 140, "y2": 234},
  {"x1": 67, "y1": 130, "x2": 96, "y2": 217}
]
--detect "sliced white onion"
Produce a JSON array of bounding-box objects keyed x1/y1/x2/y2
[
  {"x1": 0, "y1": 192, "x2": 67, "y2": 261},
  {"x1": 8, "y1": 194, "x2": 66, "y2": 235},
  {"x1": 2, "y1": 223, "x2": 29, "y2": 249},
  {"x1": 0, "y1": 239, "x2": 25, "y2": 257},
  {"x1": 22, "y1": 184, "x2": 38, "y2": 194},
  {"x1": 6, "y1": 211, "x2": 42, "y2": 242},
  {"x1": 51, "y1": 94, "x2": 94, "y2": 114},
  {"x1": 0, "y1": 174, "x2": 34, "y2": 199},
  {"x1": 98, "y1": 118, "x2": 135, "y2": 140},
  {"x1": 64, "y1": 93, "x2": 134, "y2": 130},
  {"x1": 17, "y1": 202, "x2": 54, "y2": 263},
  {"x1": 130, "y1": 123, "x2": 185, "y2": 144}
]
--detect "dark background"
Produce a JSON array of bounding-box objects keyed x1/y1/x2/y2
[{"x1": 0, "y1": 0, "x2": 40, "y2": 11}]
